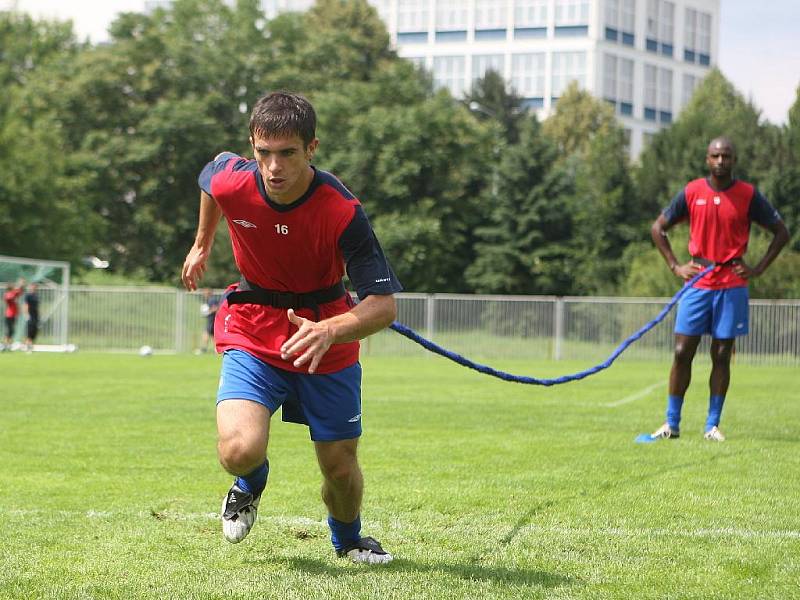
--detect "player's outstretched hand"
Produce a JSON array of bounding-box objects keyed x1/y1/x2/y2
[
  {"x1": 281, "y1": 309, "x2": 334, "y2": 374},
  {"x1": 182, "y1": 246, "x2": 209, "y2": 291}
]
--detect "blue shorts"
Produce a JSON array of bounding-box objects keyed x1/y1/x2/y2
[
  {"x1": 217, "y1": 349, "x2": 362, "y2": 442},
  {"x1": 675, "y1": 286, "x2": 749, "y2": 338}
]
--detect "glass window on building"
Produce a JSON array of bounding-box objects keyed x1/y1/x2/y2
[
  {"x1": 555, "y1": 0, "x2": 589, "y2": 25},
  {"x1": 511, "y1": 52, "x2": 546, "y2": 99},
  {"x1": 604, "y1": 53, "x2": 634, "y2": 116},
  {"x1": 398, "y1": 0, "x2": 429, "y2": 33},
  {"x1": 683, "y1": 8, "x2": 712, "y2": 64},
  {"x1": 475, "y1": 0, "x2": 508, "y2": 30},
  {"x1": 646, "y1": 0, "x2": 674, "y2": 56},
  {"x1": 436, "y1": 0, "x2": 468, "y2": 31},
  {"x1": 473, "y1": 54, "x2": 506, "y2": 83},
  {"x1": 514, "y1": 0, "x2": 548, "y2": 28},
  {"x1": 551, "y1": 51, "x2": 586, "y2": 98},
  {"x1": 604, "y1": 0, "x2": 635, "y2": 45},
  {"x1": 554, "y1": 0, "x2": 589, "y2": 35},
  {"x1": 644, "y1": 63, "x2": 672, "y2": 123},
  {"x1": 682, "y1": 72, "x2": 698, "y2": 107},
  {"x1": 433, "y1": 55, "x2": 467, "y2": 97}
]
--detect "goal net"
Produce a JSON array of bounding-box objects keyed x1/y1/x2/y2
[{"x1": 0, "y1": 255, "x2": 71, "y2": 350}]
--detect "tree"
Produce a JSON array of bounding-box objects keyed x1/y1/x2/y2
[
  {"x1": 466, "y1": 116, "x2": 573, "y2": 294},
  {"x1": 465, "y1": 69, "x2": 526, "y2": 144},
  {"x1": 541, "y1": 83, "x2": 641, "y2": 294}
]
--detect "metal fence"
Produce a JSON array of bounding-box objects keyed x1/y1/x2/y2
[{"x1": 21, "y1": 286, "x2": 800, "y2": 366}]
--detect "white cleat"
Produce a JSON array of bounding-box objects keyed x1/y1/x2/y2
[
  {"x1": 220, "y1": 484, "x2": 261, "y2": 543},
  {"x1": 337, "y1": 536, "x2": 393, "y2": 564},
  {"x1": 703, "y1": 426, "x2": 726, "y2": 442}
]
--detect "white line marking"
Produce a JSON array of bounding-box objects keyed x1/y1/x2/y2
[
  {"x1": 605, "y1": 381, "x2": 663, "y2": 408},
  {"x1": 5, "y1": 509, "x2": 798, "y2": 541}
]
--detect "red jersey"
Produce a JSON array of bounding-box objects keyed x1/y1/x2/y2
[
  {"x1": 4, "y1": 288, "x2": 22, "y2": 319},
  {"x1": 198, "y1": 152, "x2": 401, "y2": 373},
  {"x1": 663, "y1": 178, "x2": 781, "y2": 290}
]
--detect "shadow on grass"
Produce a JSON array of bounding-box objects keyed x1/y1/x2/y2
[{"x1": 251, "y1": 555, "x2": 573, "y2": 590}]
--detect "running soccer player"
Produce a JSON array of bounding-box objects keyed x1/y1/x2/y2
[
  {"x1": 637, "y1": 136, "x2": 789, "y2": 443},
  {"x1": 181, "y1": 91, "x2": 401, "y2": 563}
]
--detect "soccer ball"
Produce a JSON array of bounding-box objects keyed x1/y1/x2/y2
[{"x1": 138, "y1": 345, "x2": 153, "y2": 357}]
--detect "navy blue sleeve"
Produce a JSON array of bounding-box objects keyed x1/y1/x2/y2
[
  {"x1": 662, "y1": 189, "x2": 688, "y2": 225},
  {"x1": 749, "y1": 189, "x2": 782, "y2": 226},
  {"x1": 339, "y1": 206, "x2": 403, "y2": 300},
  {"x1": 198, "y1": 151, "x2": 241, "y2": 196}
]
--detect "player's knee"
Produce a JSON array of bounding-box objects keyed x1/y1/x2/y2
[
  {"x1": 673, "y1": 342, "x2": 695, "y2": 363},
  {"x1": 320, "y1": 457, "x2": 358, "y2": 485},
  {"x1": 217, "y1": 436, "x2": 263, "y2": 474}
]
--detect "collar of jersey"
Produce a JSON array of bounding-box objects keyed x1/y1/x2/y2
[
  {"x1": 255, "y1": 166, "x2": 322, "y2": 212},
  {"x1": 704, "y1": 177, "x2": 738, "y2": 193}
]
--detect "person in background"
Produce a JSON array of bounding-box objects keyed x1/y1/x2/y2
[
  {"x1": 23, "y1": 282, "x2": 40, "y2": 352},
  {"x1": 3, "y1": 280, "x2": 25, "y2": 351},
  {"x1": 637, "y1": 136, "x2": 789, "y2": 444}
]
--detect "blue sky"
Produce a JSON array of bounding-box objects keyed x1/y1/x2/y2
[
  {"x1": 13, "y1": 0, "x2": 800, "y2": 124},
  {"x1": 718, "y1": 0, "x2": 799, "y2": 124}
]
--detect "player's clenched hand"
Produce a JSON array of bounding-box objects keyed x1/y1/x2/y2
[
  {"x1": 731, "y1": 260, "x2": 759, "y2": 279},
  {"x1": 673, "y1": 261, "x2": 703, "y2": 281},
  {"x1": 182, "y1": 246, "x2": 210, "y2": 291},
  {"x1": 281, "y1": 309, "x2": 334, "y2": 374}
]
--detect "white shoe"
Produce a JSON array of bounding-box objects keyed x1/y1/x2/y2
[
  {"x1": 220, "y1": 484, "x2": 261, "y2": 543},
  {"x1": 337, "y1": 536, "x2": 393, "y2": 564},
  {"x1": 704, "y1": 426, "x2": 726, "y2": 442}
]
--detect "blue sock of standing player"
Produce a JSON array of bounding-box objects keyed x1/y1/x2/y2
[
  {"x1": 665, "y1": 395, "x2": 684, "y2": 431},
  {"x1": 236, "y1": 459, "x2": 269, "y2": 496},
  {"x1": 328, "y1": 514, "x2": 361, "y2": 552},
  {"x1": 705, "y1": 395, "x2": 726, "y2": 431}
]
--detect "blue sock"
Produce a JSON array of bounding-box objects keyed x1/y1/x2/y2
[
  {"x1": 706, "y1": 395, "x2": 726, "y2": 431},
  {"x1": 235, "y1": 459, "x2": 269, "y2": 497},
  {"x1": 328, "y1": 515, "x2": 361, "y2": 552},
  {"x1": 665, "y1": 395, "x2": 684, "y2": 430}
]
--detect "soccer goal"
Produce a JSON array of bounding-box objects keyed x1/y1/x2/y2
[{"x1": 0, "y1": 255, "x2": 71, "y2": 350}]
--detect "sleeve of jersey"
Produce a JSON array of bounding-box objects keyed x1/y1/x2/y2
[
  {"x1": 662, "y1": 189, "x2": 688, "y2": 225},
  {"x1": 197, "y1": 152, "x2": 243, "y2": 197},
  {"x1": 749, "y1": 189, "x2": 782, "y2": 226},
  {"x1": 339, "y1": 206, "x2": 403, "y2": 300}
]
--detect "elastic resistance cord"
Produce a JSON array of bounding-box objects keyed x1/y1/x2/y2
[{"x1": 389, "y1": 266, "x2": 714, "y2": 386}]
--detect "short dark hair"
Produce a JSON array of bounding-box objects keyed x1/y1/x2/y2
[{"x1": 249, "y1": 91, "x2": 316, "y2": 147}]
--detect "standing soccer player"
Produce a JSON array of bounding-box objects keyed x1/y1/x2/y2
[
  {"x1": 3, "y1": 280, "x2": 24, "y2": 350},
  {"x1": 182, "y1": 91, "x2": 401, "y2": 563},
  {"x1": 637, "y1": 136, "x2": 789, "y2": 443},
  {"x1": 23, "y1": 283, "x2": 40, "y2": 352}
]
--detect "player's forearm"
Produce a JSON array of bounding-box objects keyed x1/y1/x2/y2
[
  {"x1": 193, "y1": 191, "x2": 223, "y2": 249},
  {"x1": 651, "y1": 217, "x2": 680, "y2": 271},
  {"x1": 325, "y1": 295, "x2": 397, "y2": 344},
  {"x1": 753, "y1": 221, "x2": 790, "y2": 275}
]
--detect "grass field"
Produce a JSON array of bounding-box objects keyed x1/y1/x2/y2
[{"x1": 1, "y1": 352, "x2": 798, "y2": 599}]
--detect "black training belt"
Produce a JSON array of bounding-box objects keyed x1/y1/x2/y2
[
  {"x1": 691, "y1": 256, "x2": 742, "y2": 268},
  {"x1": 225, "y1": 278, "x2": 346, "y2": 320}
]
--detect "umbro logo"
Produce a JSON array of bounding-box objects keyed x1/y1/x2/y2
[
  {"x1": 348, "y1": 413, "x2": 362, "y2": 423},
  {"x1": 696, "y1": 199, "x2": 707, "y2": 205},
  {"x1": 375, "y1": 277, "x2": 390, "y2": 283},
  {"x1": 233, "y1": 219, "x2": 257, "y2": 228}
]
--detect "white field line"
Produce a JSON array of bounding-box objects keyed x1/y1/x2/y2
[
  {"x1": 605, "y1": 381, "x2": 663, "y2": 408},
  {"x1": 3, "y1": 509, "x2": 800, "y2": 540}
]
